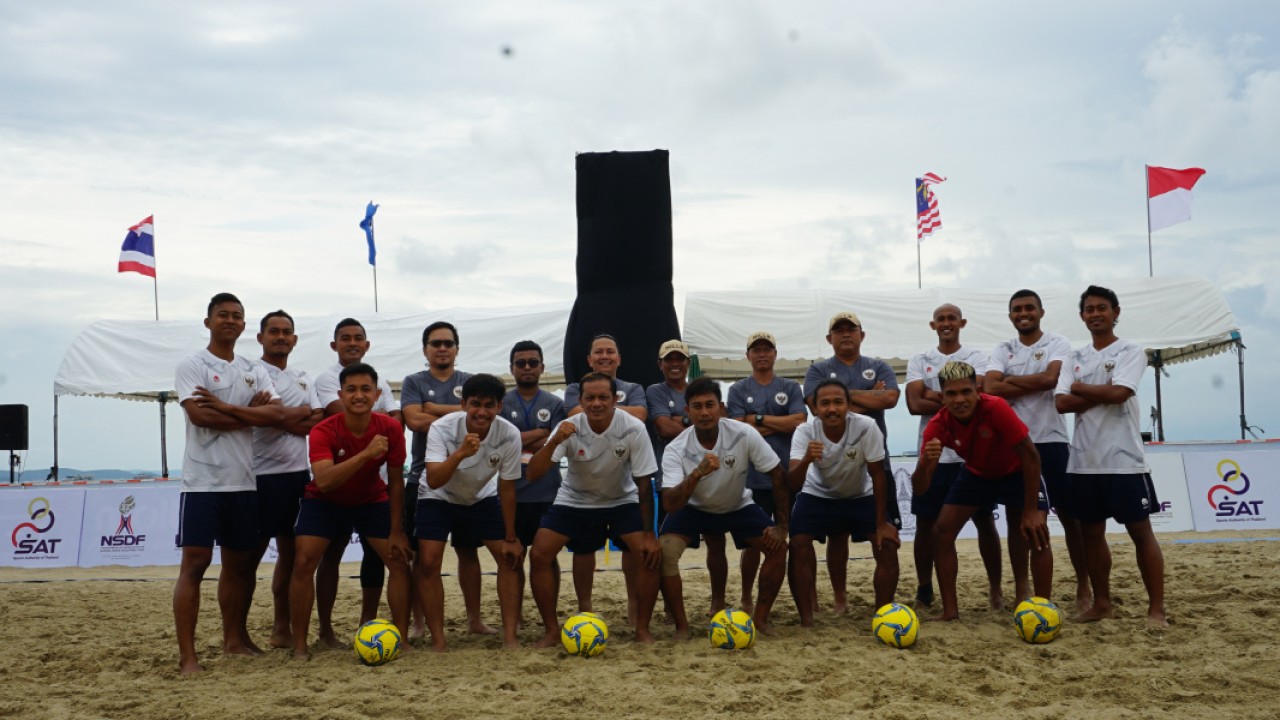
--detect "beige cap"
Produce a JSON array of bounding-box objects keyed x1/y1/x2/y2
[
  {"x1": 828, "y1": 312, "x2": 862, "y2": 331},
  {"x1": 746, "y1": 331, "x2": 776, "y2": 349},
  {"x1": 658, "y1": 339, "x2": 690, "y2": 359}
]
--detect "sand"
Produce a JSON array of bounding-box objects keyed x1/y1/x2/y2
[{"x1": 1, "y1": 531, "x2": 1278, "y2": 720}]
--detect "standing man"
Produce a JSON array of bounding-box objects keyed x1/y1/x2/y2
[
  {"x1": 313, "y1": 318, "x2": 401, "y2": 647},
  {"x1": 400, "y1": 321, "x2": 494, "y2": 637},
  {"x1": 289, "y1": 363, "x2": 411, "y2": 658},
  {"x1": 788, "y1": 379, "x2": 900, "y2": 626},
  {"x1": 174, "y1": 292, "x2": 283, "y2": 675},
  {"x1": 905, "y1": 304, "x2": 1005, "y2": 610},
  {"x1": 912, "y1": 361, "x2": 1053, "y2": 622},
  {"x1": 1055, "y1": 286, "x2": 1166, "y2": 628},
  {"x1": 803, "y1": 312, "x2": 901, "y2": 614},
  {"x1": 659, "y1": 377, "x2": 789, "y2": 638},
  {"x1": 526, "y1": 372, "x2": 662, "y2": 645},
  {"x1": 985, "y1": 289, "x2": 1087, "y2": 612},
  {"x1": 502, "y1": 340, "x2": 567, "y2": 620},
  {"x1": 415, "y1": 374, "x2": 524, "y2": 650},
  {"x1": 726, "y1": 331, "x2": 806, "y2": 613},
  {"x1": 251, "y1": 310, "x2": 323, "y2": 650}
]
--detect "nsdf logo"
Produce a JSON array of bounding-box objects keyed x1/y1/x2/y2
[
  {"x1": 10, "y1": 497, "x2": 64, "y2": 557},
  {"x1": 1207, "y1": 459, "x2": 1264, "y2": 520},
  {"x1": 99, "y1": 495, "x2": 146, "y2": 550}
]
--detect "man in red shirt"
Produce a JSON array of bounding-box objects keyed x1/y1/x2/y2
[
  {"x1": 288, "y1": 363, "x2": 412, "y2": 658},
  {"x1": 912, "y1": 361, "x2": 1052, "y2": 621}
]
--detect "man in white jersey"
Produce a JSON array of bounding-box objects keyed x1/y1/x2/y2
[
  {"x1": 174, "y1": 292, "x2": 284, "y2": 675},
  {"x1": 312, "y1": 318, "x2": 402, "y2": 647},
  {"x1": 250, "y1": 310, "x2": 323, "y2": 650},
  {"x1": 414, "y1": 374, "x2": 523, "y2": 650},
  {"x1": 526, "y1": 372, "x2": 662, "y2": 645},
  {"x1": 726, "y1": 331, "x2": 806, "y2": 613},
  {"x1": 905, "y1": 303, "x2": 1005, "y2": 610},
  {"x1": 659, "y1": 377, "x2": 789, "y2": 638},
  {"x1": 985, "y1": 289, "x2": 1089, "y2": 612},
  {"x1": 1055, "y1": 285, "x2": 1166, "y2": 628},
  {"x1": 788, "y1": 379, "x2": 900, "y2": 627},
  {"x1": 401, "y1": 321, "x2": 493, "y2": 638}
]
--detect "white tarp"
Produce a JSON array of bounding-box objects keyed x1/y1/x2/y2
[
  {"x1": 54, "y1": 301, "x2": 574, "y2": 399},
  {"x1": 683, "y1": 275, "x2": 1239, "y2": 379}
]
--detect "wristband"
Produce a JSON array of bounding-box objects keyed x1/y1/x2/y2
[{"x1": 754, "y1": 414, "x2": 764, "y2": 427}]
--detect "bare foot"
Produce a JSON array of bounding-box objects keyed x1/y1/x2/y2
[
  {"x1": 268, "y1": 630, "x2": 293, "y2": 649},
  {"x1": 503, "y1": 637, "x2": 522, "y2": 650},
  {"x1": 672, "y1": 627, "x2": 691, "y2": 641},
  {"x1": 832, "y1": 596, "x2": 849, "y2": 615},
  {"x1": 178, "y1": 658, "x2": 205, "y2": 676},
  {"x1": 1074, "y1": 593, "x2": 1094, "y2": 616},
  {"x1": 222, "y1": 642, "x2": 260, "y2": 657},
  {"x1": 408, "y1": 624, "x2": 426, "y2": 642},
  {"x1": 927, "y1": 613, "x2": 960, "y2": 622},
  {"x1": 532, "y1": 633, "x2": 560, "y2": 649},
  {"x1": 988, "y1": 588, "x2": 1006, "y2": 611},
  {"x1": 634, "y1": 628, "x2": 656, "y2": 644},
  {"x1": 318, "y1": 631, "x2": 345, "y2": 650},
  {"x1": 291, "y1": 648, "x2": 311, "y2": 661},
  {"x1": 468, "y1": 620, "x2": 498, "y2": 636},
  {"x1": 1146, "y1": 606, "x2": 1168, "y2": 629},
  {"x1": 429, "y1": 640, "x2": 447, "y2": 653},
  {"x1": 1071, "y1": 604, "x2": 1115, "y2": 623},
  {"x1": 754, "y1": 620, "x2": 773, "y2": 637},
  {"x1": 739, "y1": 598, "x2": 755, "y2": 616},
  {"x1": 914, "y1": 585, "x2": 934, "y2": 609}
]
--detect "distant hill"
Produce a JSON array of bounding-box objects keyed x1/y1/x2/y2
[{"x1": 13, "y1": 467, "x2": 164, "y2": 483}]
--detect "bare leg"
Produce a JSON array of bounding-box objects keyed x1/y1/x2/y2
[
  {"x1": 1058, "y1": 514, "x2": 1093, "y2": 613},
  {"x1": 788, "y1": 536, "x2": 818, "y2": 627},
  {"x1": 414, "y1": 539, "x2": 448, "y2": 651},
  {"x1": 660, "y1": 534, "x2": 692, "y2": 639},
  {"x1": 932, "y1": 504, "x2": 978, "y2": 621},
  {"x1": 483, "y1": 541, "x2": 523, "y2": 649},
  {"x1": 703, "y1": 533, "x2": 728, "y2": 616},
  {"x1": 316, "y1": 536, "x2": 346, "y2": 649},
  {"x1": 827, "y1": 533, "x2": 850, "y2": 614},
  {"x1": 364, "y1": 537, "x2": 411, "y2": 646},
  {"x1": 751, "y1": 538, "x2": 787, "y2": 636},
  {"x1": 408, "y1": 552, "x2": 427, "y2": 640},
  {"x1": 456, "y1": 545, "x2": 496, "y2": 635},
  {"x1": 1074, "y1": 520, "x2": 1115, "y2": 622},
  {"x1": 621, "y1": 549, "x2": 638, "y2": 627},
  {"x1": 739, "y1": 547, "x2": 761, "y2": 614},
  {"x1": 219, "y1": 547, "x2": 261, "y2": 656},
  {"x1": 174, "y1": 546, "x2": 213, "y2": 675},
  {"x1": 572, "y1": 551, "x2": 595, "y2": 612},
  {"x1": 1005, "y1": 513, "x2": 1032, "y2": 605},
  {"x1": 973, "y1": 513, "x2": 1005, "y2": 610},
  {"x1": 1126, "y1": 519, "x2": 1167, "y2": 628},
  {"x1": 532, "y1": 529, "x2": 571, "y2": 648},
  {"x1": 619, "y1": 531, "x2": 659, "y2": 643},
  {"x1": 912, "y1": 515, "x2": 937, "y2": 608},
  {"x1": 517, "y1": 550, "x2": 557, "y2": 629},
  {"x1": 869, "y1": 537, "x2": 900, "y2": 610},
  {"x1": 289, "y1": 535, "x2": 331, "y2": 659},
  {"x1": 268, "y1": 537, "x2": 295, "y2": 648}
]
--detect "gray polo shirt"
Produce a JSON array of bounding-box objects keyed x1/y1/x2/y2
[
  {"x1": 401, "y1": 369, "x2": 472, "y2": 484},
  {"x1": 501, "y1": 388, "x2": 567, "y2": 503}
]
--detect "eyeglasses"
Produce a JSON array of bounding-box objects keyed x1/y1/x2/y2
[
  {"x1": 513, "y1": 358, "x2": 541, "y2": 369},
  {"x1": 427, "y1": 340, "x2": 456, "y2": 349}
]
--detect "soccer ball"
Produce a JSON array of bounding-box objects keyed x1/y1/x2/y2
[
  {"x1": 353, "y1": 619, "x2": 402, "y2": 666},
  {"x1": 1013, "y1": 597, "x2": 1063, "y2": 644},
  {"x1": 871, "y1": 603, "x2": 918, "y2": 649},
  {"x1": 709, "y1": 608, "x2": 755, "y2": 650},
  {"x1": 561, "y1": 612, "x2": 608, "y2": 657}
]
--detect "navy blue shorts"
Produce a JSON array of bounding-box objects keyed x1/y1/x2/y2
[
  {"x1": 789, "y1": 493, "x2": 880, "y2": 543},
  {"x1": 256, "y1": 471, "x2": 309, "y2": 539},
  {"x1": 414, "y1": 496, "x2": 505, "y2": 544},
  {"x1": 540, "y1": 503, "x2": 644, "y2": 554},
  {"x1": 1069, "y1": 473, "x2": 1159, "y2": 525},
  {"x1": 178, "y1": 491, "x2": 260, "y2": 550},
  {"x1": 515, "y1": 501, "x2": 552, "y2": 547},
  {"x1": 945, "y1": 466, "x2": 1050, "y2": 511},
  {"x1": 912, "y1": 463, "x2": 996, "y2": 520},
  {"x1": 1035, "y1": 442, "x2": 1072, "y2": 517},
  {"x1": 294, "y1": 498, "x2": 392, "y2": 540},
  {"x1": 659, "y1": 504, "x2": 774, "y2": 550}
]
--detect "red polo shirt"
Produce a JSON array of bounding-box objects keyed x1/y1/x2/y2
[{"x1": 922, "y1": 394, "x2": 1028, "y2": 478}]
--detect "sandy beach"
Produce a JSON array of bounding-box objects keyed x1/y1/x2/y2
[{"x1": 1, "y1": 531, "x2": 1277, "y2": 720}]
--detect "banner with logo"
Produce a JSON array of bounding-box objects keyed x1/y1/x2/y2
[
  {"x1": 0, "y1": 488, "x2": 86, "y2": 568},
  {"x1": 78, "y1": 486, "x2": 183, "y2": 567},
  {"x1": 1183, "y1": 451, "x2": 1280, "y2": 531},
  {"x1": 1103, "y1": 453, "x2": 1195, "y2": 534}
]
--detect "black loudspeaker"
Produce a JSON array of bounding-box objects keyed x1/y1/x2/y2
[
  {"x1": 565, "y1": 151, "x2": 681, "y2": 389},
  {"x1": 0, "y1": 405, "x2": 28, "y2": 451}
]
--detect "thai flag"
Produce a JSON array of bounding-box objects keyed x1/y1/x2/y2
[{"x1": 118, "y1": 216, "x2": 156, "y2": 277}]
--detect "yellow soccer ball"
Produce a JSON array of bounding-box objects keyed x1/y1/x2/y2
[
  {"x1": 1013, "y1": 597, "x2": 1063, "y2": 644},
  {"x1": 561, "y1": 612, "x2": 608, "y2": 657},
  {"x1": 872, "y1": 603, "x2": 919, "y2": 649},
  {"x1": 353, "y1": 619, "x2": 403, "y2": 666},
  {"x1": 709, "y1": 608, "x2": 755, "y2": 650}
]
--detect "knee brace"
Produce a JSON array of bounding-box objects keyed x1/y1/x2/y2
[{"x1": 659, "y1": 534, "x2": 688, "y2": 577}]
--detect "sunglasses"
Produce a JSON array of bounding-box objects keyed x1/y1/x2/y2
[
  {"x1": 427, "y1": 340, "x2": 456, "y2": 349},
  {"x1": 513, "y1": 358, "x2": 541, "y2": 369}
]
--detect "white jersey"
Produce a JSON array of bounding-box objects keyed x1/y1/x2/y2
[
  {"x1": 989, "y1": 332, "x2": 1071, "y2": 444},
  {"x1": 177, "y1": 349, "x2": 280, "y2": 492},
  {"x1": 1055, "y1": 338, "x2": 1149, "y2": 474},
  {"x1": 906, "y1": 345, "x2": 990, "y2": 464},
  {"x1": 661, "y1": 420, "x2": 779, "y2": 514},
  {"x1": 421, "y1": 412, "x2": 521, "y2": 506},
  {"x1": 252, "y1": 362, "x2": 320, "y2": 475},
  {"x1": 550, "y1": 412, "x2": 658, "y2": 509},
  {"x1": 790, "y1": 413, "x2": 886, "y2": 500},
  {"x1": 314, "y1": 362, "x2": 399, "y2": 414}
]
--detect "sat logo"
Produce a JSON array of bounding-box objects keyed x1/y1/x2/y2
[
  {"x1": 1207, "y1": 459, "x2": 1263, "y2": 518},
  {"x1": 11, "y1": 497, "x2": 62, "y2": 556}
]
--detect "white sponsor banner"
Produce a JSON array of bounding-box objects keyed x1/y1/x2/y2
[
  {"x1": 264, "y1": 532, "x2": 363, "y2": 563},
  {"x1": 0, "y1": 488, "x2": 86, "y2": 568},
  {"x1": 1103, "y1": 453, "x2": 1195, "y2": 534},
  {"x1": 79, "y1": 486, "x2": 184, "y2": 567},
  {"x1": 1183, "y1": 451, "x2": 1280, "y2": 531},
  {"x1": 891, "y1": 458, "x2": 991, "y2": 542}
]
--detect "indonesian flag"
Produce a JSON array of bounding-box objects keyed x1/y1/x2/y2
[
  {"x1": 1147, "y1": 166, "x2": 1206, "y2": 232},
  {"x1": 118, "y1": 216, "x2": 156, "y2": 277}
]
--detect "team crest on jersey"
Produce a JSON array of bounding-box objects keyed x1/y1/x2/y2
[
  {"x1": 510, "y1": 410, "x2": 519, "y2": 419},
  {"x1": 613, "y1": 445, "x2": 627, "y2": 458},
  {"x1": 746, "y1": 396, "x2": 754, "y2": 403},
  {"x1": 979, "y1": 427, "x2": 993, "y2": 439},
  {"x1": 427, "y1": 389, "x2": 436, "y2": 397},
  {"x1": 1033, "y1": 350, "x2": 1044, "y2": 361},
  {"x1": 615, "y1": 390, "x2": 626, "y2": 402},
  {"x1": 724, "y1": 455, "x2": 737, "y2": 469},
  {"x1": 844, "y1": 448, "x2": 858, "y2": 460},
  {"x1": 212, "y1": 375, "x2": 220, "y2": 383},
  {"x1": 453, "y1": 386, "x2": 463, "y2": 398},
  {"x1": 536, "y1": 408, "x2": 550, "y2": 422},
  {"x1": 829, "y1": 372, "x2": 838, "y2": 379},
  {"x1": 774, "y1": 392, "x2": 788, "y2": 405},
  {"x1": 862, "y1": 369, "x2": 875, "y2": 380},
  {"x1": 926, "y1": 366, "x2": 933, "y2": 374},
  {"x1": 487, "y1": 453, "x2": 501, "y2": 468},
  {"x1": 668, "y1": 400, "x2": 675, "y2": 408},
  {"x1": 1104, "y1": 361, "x2": 1115, "y2": 372},
  {"x1": 244, "y1": 376, "x2": 256, "y2": 388}
]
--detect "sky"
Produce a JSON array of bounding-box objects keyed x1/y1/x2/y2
[{"x1": 1, "y1": 2, "x2": 1277, "y2": 475}]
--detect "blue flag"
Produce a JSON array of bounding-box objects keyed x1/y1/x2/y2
[{"x1": 359, "y1": 201, "x2": 378, "y2": 266}]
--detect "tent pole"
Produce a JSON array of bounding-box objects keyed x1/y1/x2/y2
[
  {"x1": 1237, "y1": 339, "x2": 1248, "y2": 441},
  {"x1": 159, "y1": 392, "x2": 170, "y2": 479},
  {"x1": 1152, "y1": 351, "x2": 1165, "y2": 442},
  {"x1": 52, "y1": 394, "x2": 59, "y2": 481}
]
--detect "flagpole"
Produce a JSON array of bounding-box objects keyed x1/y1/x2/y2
[
  {"x1": 372, "y1": 266, "x2": 379, "y2": 313},
  {"x1": 916, "y1": 237, "x2": 922, "y2": 289},
  {"x1": 1145, "y1": 165, "x2": 1153, "y2": 277},
  {"x1": 152, "y1": 276, "x2": 159, "y2": 321}
]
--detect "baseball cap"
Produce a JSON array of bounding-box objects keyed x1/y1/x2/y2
[
  {"x1": 658, "y1": 339, "x2": 690, "y2": 359},
  {"x1": 828, "y1": 312, "x2": 862, "y2": 331},
  {"x1": 746, "y1": 331, "x2": 776, "y2": 349}
]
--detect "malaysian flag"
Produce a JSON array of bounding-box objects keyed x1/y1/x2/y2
[
  {"x1": 916, "y1": 173, "x2": 946, "y2": 242},
  {"x1": 118, "y1": 215, "x2": 156, "y2": 277}
]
